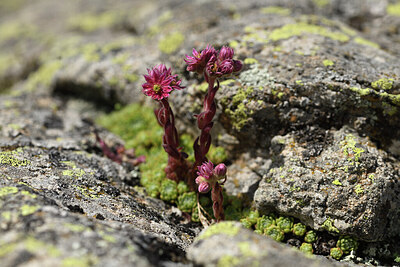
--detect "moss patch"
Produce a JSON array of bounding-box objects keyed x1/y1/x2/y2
[{"x1": 158, "y1": 32, "x2": 184, "y2": 54}]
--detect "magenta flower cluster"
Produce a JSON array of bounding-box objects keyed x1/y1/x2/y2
[
  {"x1": 195, "y1": 162, "x2": 227, "y2": 193},
  {"x1": 142, "y1": 64, "x2": 184, "y2": 100},
  {"x1": 141, "y1": 45, "x2": 242, "y2": 222},
  {"x1": 185, "y1": 45, "x2": 242, "y2": 78}
]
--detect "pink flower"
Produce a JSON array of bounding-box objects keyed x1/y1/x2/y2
[
  {"x1": 142, "y1": 64, "x2": 184, "y2": 100},
  {"x1": 185, "y1": 45, "x2": 217, "y2": 74},
  {"x1": 206, "y1": 46, "x2": 243, "y2": 78},
  {"x1": 197, "y1": 161, "x2": 214, "y2": 179},
  {"x1": 214, "y1": 163, "x2": 227, "y2": 178}
]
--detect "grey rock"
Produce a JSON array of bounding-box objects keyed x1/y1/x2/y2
[
  {"x1": 187, "y1": 221, "x2": 348, "y2": 267},
  {"x1": 254, "y1": 126, "x2": 400, "y2": 242}
]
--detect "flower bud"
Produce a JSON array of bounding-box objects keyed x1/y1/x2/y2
[
  {"x1": 198, "y1": 181, "x2": 211, "y2": 193},
  {"x1": 214, "y1": 163, "x2": 227, "y2": 178}
]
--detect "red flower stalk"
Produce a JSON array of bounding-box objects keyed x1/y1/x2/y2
[
  {"x1": 195, "y1": 161, "x2": 227, "y2": 221},
  {"x1": 185, "y1": 45, "x2": 242, "y2": 180},
  {"x1": 142, "y1": 65, "x2": 190, "y2": 183}
]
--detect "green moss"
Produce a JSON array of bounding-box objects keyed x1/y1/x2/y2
[
  {"x1": 330, "y1": 247, "x2": 343, "y2": 260},
  {"x1": 158, "y1": 32, "x2": 184, "y2": 54},
  {"x1": 268, "y1": 22, "x2": 349, "y2": 42},
  {"x1": 68, "y1": 11, "x2": 123, "y2": 32},
  {"x1": 276, "y1": 216, "x2": 294, "y2": 233},
  {"x1": 25, "y1": 60, "x2": 62, "y2": 91},
  {"x1": 199, "y1": 221, "x2": 240, "y2": 240},
  {"x1": 160, "y1": 179, "x2": 178, "y2": 202},
  {"x1": 323, "y1": 59, "x2": 334, "y2": 67},
  {"x1": 353, "y1": 37, "x2": 380, "y2": 49},
  {"x1": 255, "y1": 215, "x2": 276, "y2": 232},
  {"x1": 208, "y1": 146, "x2": 227, "y2": 164},
  {"x1": 387, "y1": 2, "x2": 400, "y2": 16},
  {"x1": 224, "y1": 87, "x2": 254, "y2": 130},
  {"x1": 322, "y1": 218, "x2": 339, "y2": 234},
  {"x1": 300, "y1": 242, "x2": 313, "y2": 255},
  {"x1": 177, "y1": 192, "x2": 197, "y2": 212},
  {"x1": 337, "y1": 236, "x2": 358, "y2": 254},
  {"x1": 264, "y1": 225, "x2": 285, "y2": 242},
  {"x1": 261, "y1": 6, "x2": 291, "y2": 15},
  {"x1": 292, "y1": 223, "x2": 307, "y2": 237},
  {"x1": 20, "y1": 204, "x2": 40, "y2": 216},
  {"x1": 312, "y1": 0, "x2": 329, "y2": 7},
  {"x1": 304, "y1": 230, "x2": 317, "y2": 243},
  {"x1": 0, "y1": 186, "x2": 18, "y2": 197},
  {"x1": 371, "y1": 78, "x2": 394, "y2": 91}
]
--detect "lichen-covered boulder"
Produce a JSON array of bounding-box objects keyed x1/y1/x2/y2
[
  {"x1": 187, "y1": 221, "x2": 343, "y2": 267},
  {"x1": 254, "y1": 126, "x2": 400, "y2": 242}
]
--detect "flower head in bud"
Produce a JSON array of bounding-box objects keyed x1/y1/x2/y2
[
  {"x1": 197, "y1": 161, "x2": 214, "y2": 179},
  {"x1": 142, "y1": 64, "x2": 184, "y2": 100},
  {"x1": 185, "y1": 44, "x2": 217, "y2": 74},
  {"x1": 214, "y1": 163, "x2": 227, "y2": 178}
]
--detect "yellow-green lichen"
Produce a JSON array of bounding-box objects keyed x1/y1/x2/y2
[
  {"x1": 296, "y1": 80, "x2": 304, "y2": 86},
  {"x1": 62, "y1": 168, "x2": 86, "y2": 178},
  {"x1": 0, "y1": 242, "x2": 17, "y2": 258},
  {"x1": 0, "y1": 21, "x2": 37, "y2": 44},
  {"x1": 68, "y1": 11, "x2": 123, "y2": 32},
  {"x1": 218, "y1": 255, "x2": 240, "y2": 267},
  {"x1": 332, "y1": 179, "x2": 342, "y2": 186},
  {"x1": 199, "y1": 221, "x2": 240, "y2": 240},
  {"x1": 64, "y1": 223, "x2": 90, "y2": 233},
  {"x1": 21, "y1": 190, "x2": 37, "y2": 199},
  {"x1": 354, "y1": 184, "x2": 364, "y2": 195},
  {"x1": 371, "y1": 78, "x2": 394, "y2": 91},
  {"x1": 387, "y1": 2, "x2": 400, "y2": 16},
  {"x1": 323, "y1": 59, "x2": 334, "y2": 67},
  {"x1": 353, "y1": 37, "x2": 380, "y2": 49},
  {"x1": 312, "y1": 0, "x2": 330, "y2": 7},
  {"x1": 268, "y1": 22, "x2": 349, "y2": 42},
  {"x1": 25, "y1": 60, "x2": 62, "y2": 91},
  {"x1": 0, "y1": 150, "x2": 30, "y2": 167},
  {"x1": 261, "y1": 6, "x2": 291, "y2": 15},
  {"x1": 20, "y1": 204, "x2": 40, "y2": 216},
  {"x1": 0, "y1": 186, "x2": 18, "y2": 197},
  {"x1": 62, "y1": 255, "x2": 98, "y2": 267},
  {"x1": 25, "y1": 236, "x2": 61, "y2": 257},
  {"x1": 99, "y1": 231, "x2": 117, "y2": 243},
  {"x1": 158, "y1": 32, "x2": 184, "y2": 54},
  {"x1": 73, "y1": 185, "x2": 99, "y2": 199},
  {"x1": 340, "y1": 134, "x2": 364, "y2": 161},
  {"x1": 244, "y1": 58, "x2": 259, "y2": 65}
]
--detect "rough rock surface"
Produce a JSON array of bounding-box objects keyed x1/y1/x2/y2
[
  {"x1": 187, "y1": 221, "x2": 349, "y2": 267},
  {"x1": 1, "y1": 0, "x2": 400, "y2": 266}
]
